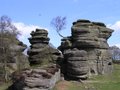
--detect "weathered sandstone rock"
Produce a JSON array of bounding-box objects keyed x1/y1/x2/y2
[
  {"x1": 8, "y1": 65, "x2": 60, "y2": 90},
  {"x1": 28, "y1": 29, "x2": 62, "y2": 66},
  {"x1": 59, "y1": 19, "x2": 114, "y2": 79}
]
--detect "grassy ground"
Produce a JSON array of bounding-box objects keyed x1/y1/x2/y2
[
  {"x1": 53, "y1": 64, "x2": 120, "y2": 90},
  {"x1": 90, "y1": 64, "x2": 120, "y2": 90},
  {"x1": 0, "y1": 82, "x2": 12, "y2": 90}
]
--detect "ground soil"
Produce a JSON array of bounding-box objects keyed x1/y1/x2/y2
[{"x1": 54, "y1": 80, "x2": 71, "y2": 90}]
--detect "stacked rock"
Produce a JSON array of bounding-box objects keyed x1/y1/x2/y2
[
  {"x1": 8, "y1": 29, "x2": 62, "y2": 90},
  {"x1": 71, "y1": 19, "x2": 111, "y2": 49},
  {"x1": 29, "y1": 29, "x2": 49, "y2": 44},
  {"x1": 28, "y1": 29, "x2": 62, "y2": 66},
  {"x1": 59, "y1": 40, "x2": 89, "y2": 79},
  {"x1": 71, "y1": 19, "x2": 113, "y2": 75},
  {"x1": 59, "y1": 19, "x2": 114, "y2": 79},
  {"x1": 64, "y1": 48, "x2": 88, "y2": 79}
]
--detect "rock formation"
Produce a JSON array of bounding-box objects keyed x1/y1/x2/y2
[
  {"x1": 8, "y1": 29, "x2": 62, "y2": 90},
  {"x1": 59, "y1": 19, "x2": 114, "y2": 79},
  {"x1": 28, "y1": 29, "x2": 62, "y2": 66},
  {"x1": 10, "y1": 39, "x2": 29, "y2": 70},
  {"x1": 7, "y1": 20, "x2": 114, "y2": 90},
  {"x1": 0, "y1": 39, "x2": 29, "y2": 81},
  {"x1": 8, "y1": 65, "x2": 60, "y2": 90},
  {"x1": 64, "y1": 48, "x2": 88, "y2": 79}
]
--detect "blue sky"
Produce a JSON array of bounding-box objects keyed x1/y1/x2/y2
[{"x1": 0, "y1": 0, "x2": 120, "y2": 47}]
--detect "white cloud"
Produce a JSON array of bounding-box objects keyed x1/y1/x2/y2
[
  {"x1": 109, "y1": 44, "x2": 120, "y2": 48},
  {"x1": 107, "y1": 21, "x2": 120, "y2": 31},
  {"x1": 114, "y1": 44, "x2": 120, "y2": 48},
  {"x1": 107, "y1": 21, "x2": 120, "y2": 48},
  {"x1": 13, "y1": 22, "x2": 48, "y2": 46}
]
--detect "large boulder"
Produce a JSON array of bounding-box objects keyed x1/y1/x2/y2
[
  {"x1": 8, "y1": 64, "x2": 60, "y2": 90},
  {"x1": 59, "y1": 19, "x2": 114, "y2": 79}
]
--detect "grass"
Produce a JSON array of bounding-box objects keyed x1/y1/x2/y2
[
  {"x1": 0, "y1": 81, "x2": 12, "y2": 90},
  {"x1": 91, "y1": 64, "x2": 120, "y2": 90},
  {"x1": 53, "y1": 64, "x2": 120, "y2": 90},
  {"x1": 68, "y1": 82, "x2": 86, "y2": 90}
]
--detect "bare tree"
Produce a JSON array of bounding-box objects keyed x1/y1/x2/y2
[
  {"x1": 110, "y1": 46, "x2": 120, "y2": 60},
  {"x1": 50, "y1": 16, "x2": 66, "y2": 38},
  {"x1": 0, "y1": 15, "x2": 20, "y2": 82},
  {"x1": 0, "y1": 15, "x2": 20, "y2": 41}
]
